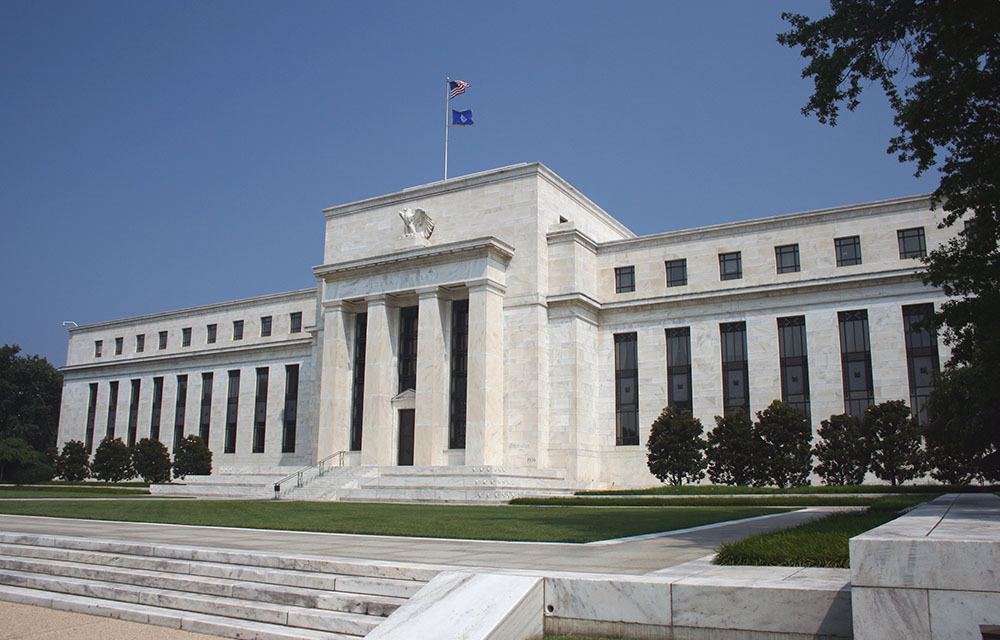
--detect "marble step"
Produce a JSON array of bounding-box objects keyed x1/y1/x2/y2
[
  {"x1": 376, "y1": 465, "x2": 566, "y2": 480},
  {"x1": 364, "y1": 475, "x2": 572, "y2": 490},
  {"x1": 337, "y1": 487, "x2": 573, "y2": 504}
]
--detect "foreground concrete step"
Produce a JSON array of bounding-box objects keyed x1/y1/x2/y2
[{"x1": 337, "y1": 487, "x2": 574, "y2": 504}]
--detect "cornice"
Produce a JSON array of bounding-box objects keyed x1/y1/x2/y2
[
  {"x1": 312, "y1": 236, "x2": 515, "y2": 280},
  {"x1": 546, "y1": 228, "x2": 599, "y2": 253}
]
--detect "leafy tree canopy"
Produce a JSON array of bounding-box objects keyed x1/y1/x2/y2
[
  {"x1": 865, "y1": 400, "x2": 925, "y2": 486},
  {"x1": 173, "y1": 435, "x2": 212, "y2": 479},
  {"x1": 813, "y1": 413, "x2": 873, "y2": 486},
  {"x1": 91, "y1": 436, "x2": 134, "y2": 483},
  {"x1": 57, "y1": 440, "x2": 90, "y2": 482},
  {"x1": 706, "y1": 410, "x2": 761, "y2": 487},
  {"x1": 131, "y1": 438, "x2": 172, "y2": 483},
  {"x1": 647, "y1": 407, "x2": 707, "y2": 486},
  {"x1": 755, "y1": 400, "x2": 813, "y2": 488},
  {"x1": 0, "y1": 345, "x2": 62, "y2": 452}
]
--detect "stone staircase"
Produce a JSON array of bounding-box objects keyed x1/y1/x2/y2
[
  {"x1": 150, "y1": 472, "x2": 295, "y2": 499},
  {"x1": 0, "y1": 532, "x2": 437, "y2": 640}
]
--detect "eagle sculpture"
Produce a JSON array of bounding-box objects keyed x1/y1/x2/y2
[{"x1": 398, "y1": 207, "x2": 435, "y2": 240}]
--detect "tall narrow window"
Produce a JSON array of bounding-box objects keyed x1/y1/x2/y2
[
  {"x1": 233, "y1": 320, "x2": 244, "y2": 341},
  {"x1": 666, "y1": 327, "x2": 692, "y2": 412},
  {"x1": 282, "y1": 364, "x2": 299, "y2": 453},
  {"x1": 199, "y1": 372, "x2": 213, "y2": 443},
  {"x1": 398, "y1": 306, "x2": 419, "y2": 392},
  {"x1": 720, "y1": 322, "x2": 750, "y2": 416},
  {"x1": 290, "y1": 312, "x2": 302, "y2": 333},
  {"x1": 158, "y1": 331, "x2": 168, "y2": 349},
  {"x1": 94, "y1": 340, "x2": 103, "y2": 358},
  {"x1": 225, "y1": 370, "x2": 240, "y2": 454},
  {"x1": 614, "y1": 332, "x2": 639, "y2": 446},
  {"x1": 665, "y1": 259, "x2": 687, "y2": 287},
  {"x1": 127, "y1": 379, "x2": 140, "y2": 447},
  {"x1": 173, "y1": 375, "x2": 187, "y2": 450},
  {"x1": 350, "y1": 313, "x2": 367, "y2": 451},
  {"x1": 260, "y1": 316, "x2": 272, "y2": 337},
  {"x1": 838, "y1": 310, "x2": 875, "y2": 421},
  {"x1": 136, "y1": 334, "x2": 145, "y2": 353},
  {"x1": 206, "y1": 324, "x2": 217, "y2": 344},
  {"x1": 253, "y1": 367, "x2": 268, "y2": 453},
  {"x1": 897, "y1": 228, "x2": 927, "y2": 259},
  {"x1": 449, "y1": 300, "x2": 469, "y2": 449},
  {"x1": 182, "y1": 327, "x2": 192, "y2": 347},
  {"x1": 903, "y1": 304, "x2": 940, "y2": 424},
  {"x1": 719, "y1": 252, "x2": 742, "y2": 280},
  {"x1": 85, "y1": 383, "x2": 98, "y2": 452},
  {"x1": 777, "y1": 316, "x2": 811, "y2": 421},
  {"x1": 106, "y1": 381, "x2": 119, "y2": 439},
  {"x1": 615, "y1": 266, "x2": 635, "y2": 293},
  {"x1": 775, "y1": 244, "x2": 801, "y2": 274},
  {"x1": 115, "y1": 337, "x2": 124, "y2": 355},
  {"x1": 835, "y1": 236, "x2": 862, "y2": 266},
  {"x1": 150, "y1": 377, "x2": 163, "y2": 442}
]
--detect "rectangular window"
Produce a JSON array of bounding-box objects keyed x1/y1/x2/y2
[
  {"x1": 158, "y1": 331, "x2": 168, "y2": 350},
  {"x1": 282, "y1": 364, "x2": 299, "y2": 453},
  {"x1": 206, "y1": 324, "x2": 217, "y2": 344},
  {"x1": 903, "y1": 304, "x2": 940, "y2": 424},
  {"x1": 835, "y1": 236, "x2": 862, "y2": 267},
  {"x1": 150, "y1": 376, "x2": 163, "y2": 442},
  {"x1": 666, "y1": 327, "x2": 692, "y2": 412},
  {"x1": 720, "y1": 322, "x2": 750, "y2": 416},
  {"x1": 127, "y1": 379, "x2": 140, "y2": 447},
  {"x1": 777, "y1": 316, "x2": 811, "y2": 421},
  {"x1": 182, "y1": 327, "x2": 192, "y2": 347},
  {"x1": 136, "y1": 334, "x2": 145, "y2": 353},
  {"x1": 898, "y1": 227, "x2": 927, "y2": 259},
  {"x1": 225, "y1": 370, "x2": 240, "y2": 453},
  {"x1": 290, "y1": 312, "x2": 302, "y2": 333},
  {"x1": 838, "y1": 310, "x2": 875, "y2": 421},
  {"x1": 106, "y1": 380, "x2": 119, "y2": 439},
  {"x1": 449, "y1": 300, "x2": 469, "y2": 449},
  {"x1": 665, "y1": 259, "x2": 687, "y2": 287},
  {"x1": 775, "y1": 244, "x2": 801, "y2": 274},
  {"x1": 719, "y1": 252, "x2": 742, "y2": 281},
  {"x1": 260, "y1": 316, "x2": 272, "y2": 337},
  {"x1": 252, "y1": 367, "x2": 268, "y2": 453},
  {"x1": 233, "y1": 320, "x2": 244, "y2": 341},
  {"x1": 114, "y1": 337, "x2": 123, "y2": 355},
  {"x1": 94, "y1": 340, "x2": 103, "y2": 358},
  {"x1": 398, "y1": 306, "x2": 419, "y2": 392},
  {"x1": 615, "y1": 266, "x2": 635, "y2": 293},
  {"x1": 173, "y1": 375, "x2": 187, "y2": 450},
  {"x1": 614, "y1": 332, "x2": 639, "y2": 446},
  {"x1": 199, "y1": 372, "x2": 213, "y2": 444},
  {"x1": 350, "y1": 313, "x2": 367, "y2": 451},
  {"x1": 85, "y1": 383, "x2": 98, "y2": 452}
]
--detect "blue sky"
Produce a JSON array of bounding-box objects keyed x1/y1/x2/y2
[{"x1": 0, "y1": 0, "x2": 937, "y2": 367}]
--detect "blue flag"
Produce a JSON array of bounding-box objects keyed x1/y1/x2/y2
[{"x1": 451, "y1": 109, "x2": 474, "y2": 126}]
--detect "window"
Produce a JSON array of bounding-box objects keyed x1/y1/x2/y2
[
  {"x1": 838, "y1": 310, "x2": 874, "y2": 421},
  {"x1": 260, "y1": 316, "x2": 272, "y2": 337},
  {"x1": 398, "y1": 306, "x2": 419, "y2": 392},
  {"x1": 615, "y1": 266, "x2": 635, "y2": 293},
  {"x1": 614, "y1": 332, "x2": 639, "y2": 446},
  {"x1": 182, "y1": 327, "x2": 192, "y2": 347},
  {"x1": 665, "y1": 259, "x2": 687, "y2": 287},
  {"x1": 253, "y1": 367, "x2": 268, "y2": 453},
  {"x1": 898, "y1": 227, "x2": 926, "y2": 259},
  {"x1": 94, "y1": 340, "x2": 103, "y2": 358},
  {"x1": 282, "y1": 364, "x2": 299, "y2": 453},
  {"x1": 225, "y1": 370, "x2": 240, "y2": 454},
  {"x1": 720, "y1": 322, "x2": 750, "y2": 416},
  {"x1": 150, "y1": 377, "x2": 163, "y2": 442},
  {"x1": 350, "y1": 313, "x2": 367, "y2": 452},
  {"x1": 206, "y1": 324, "x2": 217, "y2": 344},
  {"x1": 777, "y1": 316, "x2": 811, "y2": 421},
  {"x1": 106, "y1": 381, "x2": 119, "y2": 439},
  {"x1": 127, "y1": 379, "x2": 140, "y2": 447},
  {"x1": 775, "y1": 244, "x2": 800, "y2": 274},
  {"x1": 136, "y1": 334, "x2": 145, "y2": 353},
  {"x1": 173, "y1": 375, "x2": 187, "y2": 450},
  {"x1": 719, "y1": 252, "x2": 742, "y2": 281},
  {"x1": 903, "y1": 304, "x2": 940, "y2": 424},
  {"x1": 449, "y1": 300, "x2": 469, "y2": 449},
  {"x1": 290, "y1": 312, "x2": 302, "y2": 334},
  {"x1": 199, "y1": 372, "x2": 213, "y2": 444},
  {"x1": 85, "y1": 383, "x2": 98, "y2": 453},
  {"x1": 233, "y1": 320, "x2": 244, "y2": 341},
  {"x1": 158, "y1": 331, "x2": 168, "y2": 350},
  {"x1": 835, "y1": 236, "x2": 862, "y2": 266},
  {"x1": 114, "y1": 337, "x2": 123, "y2": 355},
  {"x1": 666, "y1": 327, "x2": 692, "y2": 412}
]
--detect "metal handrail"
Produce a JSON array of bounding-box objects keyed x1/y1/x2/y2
[{"x1": 273, "y1": 450, "x2": 346, "y2": 499}]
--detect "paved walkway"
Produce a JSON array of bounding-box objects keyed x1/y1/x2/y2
[{"x1": 0, "y1": 600, "x2": 216, "y2": 640}]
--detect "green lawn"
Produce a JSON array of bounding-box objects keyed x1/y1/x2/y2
[
  {"x1": 578, "y1": 484, "x2": 995, "y2": 496},
  {"x1": 0, "y1": 485, "x2": 151, "y2": 498},
  {"x1": 512, "y1": 495, "x2": 899, "y2": 507},
  {"x1": 0, "y1": 499, "x2": 790, "y2": 543}
]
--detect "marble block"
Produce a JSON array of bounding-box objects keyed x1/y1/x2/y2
[{"x1": 544, "y1": 575, "x2": 671, "y2": 626}]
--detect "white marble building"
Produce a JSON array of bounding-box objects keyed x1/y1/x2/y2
[{"x1": 57, "y1": 163, "x2": 952, "y2": 489}]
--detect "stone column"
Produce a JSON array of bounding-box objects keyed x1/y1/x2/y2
[
  {"x1": 415, "y1": 287, "x2": 449, "y2": 466},
  {"x1": 316, "y1": 300, "x2": 352, "y2": 460},
  {"x1": 465, "y1": 279, "x2": 505, "y2": 466},
  {"x1": 361, "y1": 295, "x2": 395, "y2": 466}
]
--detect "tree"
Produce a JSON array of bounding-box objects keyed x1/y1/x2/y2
[
  {"x1": 755, "y1": 400, "x2": 813, "y2": 488},
  {"x1": 923, "y1": 368, "x2": 985, "y2": 483},
  {"x1": 91, "y1": 436, "x2": 134, "y2": 483},
  {"x1": 865, "y1": 400, "x2": 925, "y2": 486},
  {"x1": 813, "y1": 413, "x2": 872, "y2": 486},
  {"x1": 172, "y1": 435, "x2": 212, "y2": 479},
  {"x1": 646, "y1": 407, "x2": 707, "y2": 486},
  {"x1": 0, "y1": 437, "x2": 53, "y2": 483},
  {"x1": 706, "y1": 410, "x2": 762, "y2": 486},
  {"x1": 56, "y1": 440, "x2": 90, "y2": 481},
  {"x1": 779, "y1": 2, "x2": 1000, "y2": 479},
  {"x1": 130, "y1": 438, "x2": 172, "y2": 483},
  {"x1": 0, "y1": 345, "x2": 63, "y2": 452}
]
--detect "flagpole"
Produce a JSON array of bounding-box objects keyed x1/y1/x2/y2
[{"x1": 444, "y1": 76, "x2": 450, "y2": 181}]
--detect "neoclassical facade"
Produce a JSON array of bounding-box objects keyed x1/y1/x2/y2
[{"x1": 57, "y1": 163, "x2": 952, "y2": 489}]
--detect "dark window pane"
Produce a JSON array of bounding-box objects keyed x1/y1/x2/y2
[
  {"x1": 449, "y1": 300, "x2": 469, "y2": 449},
  {"x1": 902, "y1": 303, "x2": 939, "y2": 424},
  {"x1": 350, "y1": 313, "x2": 367, "y2": 451},
  {"x1": 838, "y1": 310, "x2": 874, "y2": 421},
  {"x1": 775, "y1": 244, "x2": 800, "y2": 274},
  {"x1": 835, "y1": 236, "x2": 862, "y2": 267},
  {"x1": 290, "y1": 312, "x2": 302, "y2": 333},
  {"x1": 398, "y1": 306, "x2": 418, "y2": 392},
  {"x1": 260, "y1": 316, "x2": 272, "y2": 337},
  {"x1": 720, "y1": 322, "x2": 749, "y2": 415},
  {"x1": 615, "y1": 266, "x2": 635, "y2": 293},
  {"x1": 777, "y1": 316, "x2": 810, "y2": 421},
  {"x1": 666, "y1": 259, "x2": 687, "y2": 287},
  {"x1": 666, "y1": 327, "x2": 692, "y2": 411},
  {"x1": 614, "y1": 332, "x2": 639, "y2": 445},
  {"x1": 897, "y1": 228, "x2": 927, "y2": 259},
  {"x1": 719, "y1": 252, "x2": 742, "y2": 280}
]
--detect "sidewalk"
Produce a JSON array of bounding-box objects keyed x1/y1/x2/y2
[{"x1": 0, "y1": 600, "x2": 216, "y2": 640}]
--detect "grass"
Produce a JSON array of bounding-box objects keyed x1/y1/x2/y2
[
  {"x1": 578, "y1": 484, "x2": 996, "y2": 496},
  {"x1": 512, "y1": 496, "x2": 898, "y2": 507},
  {"x1": 0, "y1": 500, "x2": 791, "y2": 543},
  {"x1": 713, "y1": 495, "x2": 935, "y2": 568},
  {"x1": 0, "y1": 481, "x2": 150, "y2": 487},
  {"x1": 0, "y1": 485, "x2": 151, "y2": 498}
]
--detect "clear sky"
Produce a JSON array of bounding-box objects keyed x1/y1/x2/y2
[{"x1": 0, "y1": 0, "x2": 938, "y2": 367}]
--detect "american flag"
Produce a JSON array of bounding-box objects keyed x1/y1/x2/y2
[{"x1": 449, "y1": 80, "x2": 470, "y2": 99}]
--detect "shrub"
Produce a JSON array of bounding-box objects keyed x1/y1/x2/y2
[
  {"x1": 755, "y1": 400, "x2": 812, "y2": 488},
  {"x1": 57, "y1": 440, "x2": 90, "y2": 481},
  {"x1": 647, "y1": 407, "x2": 707, "y2": 485},
  {"x1": 91, "y1": 436, "x2": 134, "y2": 483},
  {"x1": 865, "y1": 400, "x2": 925, "y2": 486},
  {"x1": 131, "y1": 438, "x2": 172, "y2": 483},
  {"x1": 924, "y1": 368, "x2": 987, "y2": 484},
  {"x1": 706, "y1": 410, "x2": 761, "y2": 486},
  {"x1": 173, "y1": 435, "x2": 212, "y2": 479},
  {"x1": 813, "y1": 414, "x2": 872, "y2": 485},
  {"x1": 0, "y1": 437, "x2": 52, "y2": 484}
]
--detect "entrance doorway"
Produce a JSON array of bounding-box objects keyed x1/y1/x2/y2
[{"x1": 397, "y1": 409, "x2": 414, "y2": 466}]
